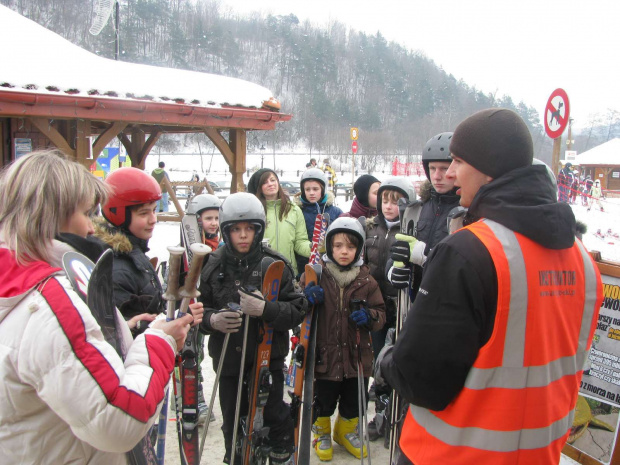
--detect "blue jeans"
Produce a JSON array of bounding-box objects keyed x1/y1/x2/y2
[{"x1": 158, "y1": 192, "x2": 169, "y2": 212}]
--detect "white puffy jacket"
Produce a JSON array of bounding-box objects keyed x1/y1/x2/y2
[{"x1": 0, "y1": 240, "x2": 176, "y2": 464}]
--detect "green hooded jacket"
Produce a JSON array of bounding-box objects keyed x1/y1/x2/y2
[{"x1": 264, "y1": 199, "x2": 311, "y2": 275}]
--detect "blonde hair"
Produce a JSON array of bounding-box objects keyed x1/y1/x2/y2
[
  {"x1": 381, "y1": 189, "x2": 404, "y2": 203},
  {"x1": 0, "y1": 150, "x2": 109, "y2": 264}
]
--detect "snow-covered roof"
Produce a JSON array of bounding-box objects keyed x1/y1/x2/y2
[
  {"x1": 575, "y1": 138, "x2": 620, "y2": 166},
  {"x1": 0, "y1": 5, "x2": 279, "y2": 111}
]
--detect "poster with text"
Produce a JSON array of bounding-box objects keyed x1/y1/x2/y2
[{"x1": 581, "y1": 274, "x2": 620, "y2": 405}]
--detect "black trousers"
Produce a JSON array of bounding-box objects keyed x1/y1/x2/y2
[
  {"x1": 314, "y1": 377, "x2": 369, "y2": 419},
  {"x1": 219, "y1": 367, "x2": 294, "y2": 464}
]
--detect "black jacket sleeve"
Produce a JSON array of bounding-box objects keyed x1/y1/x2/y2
[{"x1": 381, "y1": 230, "x2": 497, "y2": 411}]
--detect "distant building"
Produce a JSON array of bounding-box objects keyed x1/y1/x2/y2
[{"x1": 575, "y1": 138, "x2": 620, "y2": 191}]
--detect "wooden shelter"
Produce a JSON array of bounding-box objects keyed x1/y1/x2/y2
[
  {"x1": 574, "y1": 138, "x2": 620, "y2": 192},
  {"x1": 0, "y1": 6, "x2": 291, "y2": 194}
]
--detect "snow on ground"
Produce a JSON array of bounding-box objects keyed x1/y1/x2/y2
[{"x1": 147, "y1": 193, "x2": 618, "y2": 464}]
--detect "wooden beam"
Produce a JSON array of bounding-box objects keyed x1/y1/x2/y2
[
  {"x1": 75, "y1": 119, "x2": 91, "y2": 167},
  {"x1": 229, "y1": 129, "x2": 247, "y2": 193},
  {"x1": 92, "y1": 121, "x2": 128, "y2": 158},
  {"x1": 29, "y1": 117, "x2": 74, "y2": 157},
  {"x1": 161, "y1": 175, "x2": 184, "y2": 219},
  {"x1": 135, "y1": 130, "x2": 161, "y2": 168},
  {"x1": 129, "y1": 127, "x2": 146, "y2": 168},
  {"x1": 204, "y1": 128, "x2": 234, "y2": 167}
]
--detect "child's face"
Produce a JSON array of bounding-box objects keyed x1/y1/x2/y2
[
  {"x1": 199, "y1": 209, "x2": 219, "y2": 235},
  {"x1": 381, "y1": 191, "x2": 401, "y2": 221},
  {"x1": 304, "y1": 180, "x2": 323, "y2": 203},
  {"x1": 368, "y1": 182, "x2": 380, "y2": 209},
  {"x1": 60, "y1": 200, "x2": 96, "y2": 238},
  {"x1": 331, "y1": 233, "x2": 357, "y2": 266},
  {"x1": 128, "y1": 201, "x2": 158, "y2": 240},
  {"x1": 229, "y1": 221, "x2": 256, "y2": 254}
]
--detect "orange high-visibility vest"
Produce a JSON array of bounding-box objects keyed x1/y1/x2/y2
[{"x1": 400, "y1": 219, "x2": 602, "y2": 465}]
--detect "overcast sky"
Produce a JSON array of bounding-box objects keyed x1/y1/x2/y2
[{"x1": 218, "y1": 0, "x2": 619, "y2": 131}]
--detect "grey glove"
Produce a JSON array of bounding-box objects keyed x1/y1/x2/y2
[
  {"x1": 210, "y1": 310, "x2": 243, "y2": 333},
  {"x1": 238, "y1": 288, "x2": 266, "y2": 317},
  {"x1": 374, "y1": 327, "x2": 396, "y2": 389}
]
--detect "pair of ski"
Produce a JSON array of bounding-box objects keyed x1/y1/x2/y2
[
  {"x1": 62, "y1": 250, "x2": 157, "y2": 465},
  {"x1": 291, "y1": 213, "x2": 328, "y2": 463},
  {"x1": 230, "y1": 257, "x2": 286, "y2": 465},
  {"x1": 162, "y1": 221, "x2": 212, "y2": 465}
]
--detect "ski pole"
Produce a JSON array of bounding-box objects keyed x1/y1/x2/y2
[
  {"x1": 198, "y1": 303, "x2": 241, "y2": 460},
  {"x1": 157, "y1": 246, "x2": 185, "y2": 465},
  {"x1": 230, "y1": 313, "x2": 250, "y2": 465},
  {"x1": 356, "y1": 326, "x2": 371, "y2": 465}
]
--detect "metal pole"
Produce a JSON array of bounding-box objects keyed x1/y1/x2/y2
[{"x1": 114, "y1": 1, "x2": 120, "y2": 61}]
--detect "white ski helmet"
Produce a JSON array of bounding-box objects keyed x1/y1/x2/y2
[
  {"x1": 186, "y1": 193, "x2": 221, "y2": 216},
  {"x1": 219, "y1": 193, "x2": 266, "y2": 251},
  {"x1": 325, "y1": 217, "x2": 366, "y2": 264},
  {"x1": 376, "y1": 177, "x2": 416, "y2": 221},
  {"x1": 422, "y1": 132, "x2": 453, "y2": 180},
  {"x1": 300, "y1": 168, "x2": 328, "y2": 201}
]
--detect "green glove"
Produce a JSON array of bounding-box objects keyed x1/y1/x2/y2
[{"x1": 390, "y1": 233, "x2": 427, "y2": 266}]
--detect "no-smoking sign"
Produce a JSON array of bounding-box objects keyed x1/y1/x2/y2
[{"x1": 544, "y1": 88, "x2": 570, "y2": 139}]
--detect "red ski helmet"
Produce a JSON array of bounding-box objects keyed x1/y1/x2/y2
[{"x1": 102, "y1": 167, "x2": 162, "y2": 227}]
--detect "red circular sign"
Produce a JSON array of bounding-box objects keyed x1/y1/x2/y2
[
  {"x1": 352, "y1": 141, "x2": 358, "y2": 154},
  {"x1": 544, "y1": 88, "x2": 570, "y2": 139}
]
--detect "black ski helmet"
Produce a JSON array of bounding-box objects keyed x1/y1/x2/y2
[
  {"x1": 186, "y1": 193, "x2": 221, "y2": 216},
  {"x1": 300, "y1": 168, "x2": 327, "y2": 201},
  {"x1": 376, "y1": 177, "x2": 416, "y2": 222},
  {"x1": 325, "y1": 217, "x2": 366, "y2": 264},
  {"x1": 219, "y1": 193, "x2": 266, "y2": 252},
  {"x1": 422, "y1": 132, "x2": 453, "y2": 180}
]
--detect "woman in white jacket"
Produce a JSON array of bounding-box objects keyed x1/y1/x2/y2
[{"x1": 0, "y1": 150, "x2": 197, "y2": 464}]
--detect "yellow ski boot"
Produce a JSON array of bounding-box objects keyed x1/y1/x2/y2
[
  {"x1": 333, "y1": 415, "x2": 367, "y2": 459},
  {"x1": 312, "y1": 416, "x2": 333, "y2": 461}
]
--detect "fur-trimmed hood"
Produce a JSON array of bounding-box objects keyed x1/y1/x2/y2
[
  {"x1": 93, "y1": 217, "x2": 140, "y2": 255},
  {"x1": 419, "y1": 179, "x2": 433, "y2": 202}
]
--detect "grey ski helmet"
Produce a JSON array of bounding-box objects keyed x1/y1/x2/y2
[
  {"x1": 422, "y1": 132, "x2": 453, "y2": 180},
  {"x1": 219, "y1": 193, "x2": 266, "y2": 251},
  {"x1": 376, "y1": 176, "x2": 416, "y2": 221},
  {"x1": 300, "y1": 168, "x2": 327, "y2": 201},
  {"x1": 325, "y1": 217, "x2": 366, "y2": 264},
  {"x1": 186, "y1": 193, "x2": 221, "y2": 216}
]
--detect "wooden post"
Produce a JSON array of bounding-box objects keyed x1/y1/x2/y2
[
  {"x1": 229, "y1": 129, "x2": 247, "y2": 193},
  {"x1": 551, "y1": 136, "x2": 562, "y2": 176},
  {"x1": 161, "y1": 176, "x2": 184, "y2": 219}
]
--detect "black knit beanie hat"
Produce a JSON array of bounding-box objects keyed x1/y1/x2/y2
[
  {"x1": 247, "y1": 168, "x2": 278, "y2": 195},
  {"x1": 449, "y1": 108, "x2": 533, "y2": 179},
  {"x1": 354, "y1": 174, "x2": 380, "y2": 207}
]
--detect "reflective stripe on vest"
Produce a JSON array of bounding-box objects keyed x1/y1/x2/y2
[{"x1": 403, "y1": 219, "x2": 602, "y2": 461}]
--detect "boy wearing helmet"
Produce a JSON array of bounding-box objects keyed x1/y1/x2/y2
[
  {"x1": 300, "y1": 217, "x2": 385, "y2": 460},
  {"x1": 97, "y1": 167, "x2": 203, "y2": 336},
  {"x1": 389, "y1": 132, "x2": 461, "y2": 292},
  {"x1": 294, "y1": 167, "x2": 343, "y2": 272},
  {"x1": 198, "y1": 193, "x2": 307, "y2": 465}
]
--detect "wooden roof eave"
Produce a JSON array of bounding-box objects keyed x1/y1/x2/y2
[{"x1": 0, "y1": 90, "x2": 291, "y2": 131}]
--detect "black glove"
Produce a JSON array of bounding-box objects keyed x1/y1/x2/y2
[
  {"x1": 304, "y1": 282, "x2": 325, "y2": 305},
  {"x1": 390, "y1": 266, "x2": 411, "y2": 289},
  {"x1": 390, "y1": 239, "x2": 411, "y2": 263}
]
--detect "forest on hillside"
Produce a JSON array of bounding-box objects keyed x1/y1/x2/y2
[{"x1": 3, "y1": 0, "x2": 619, "y2": 171}]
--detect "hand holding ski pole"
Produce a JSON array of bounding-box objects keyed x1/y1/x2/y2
[
  {"x1": 304, "y1": 281, "x2": 324, "y2": 305},
  {"x1": 238, "y1": 287, "x2": 266, "y2": 317},
  {"x1": 210, "y1": 307, "x2": 243, "y2": 333},
  {"x1": 188, "y1": 301, "x2": 204, "y2": 327},
  {"x1": 391, "y1": 233, "x2": 426, "y2": 267},
  {"x1": 350, "y1": 306, "x2": 372, "y2": 328},
  {"x1": 152, "y1": 313, "x2": 195, "y2": 352}
]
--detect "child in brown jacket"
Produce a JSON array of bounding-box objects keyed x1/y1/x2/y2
[{"x1": 301, "y1": 217, "x2": 385, "y2": 461}]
